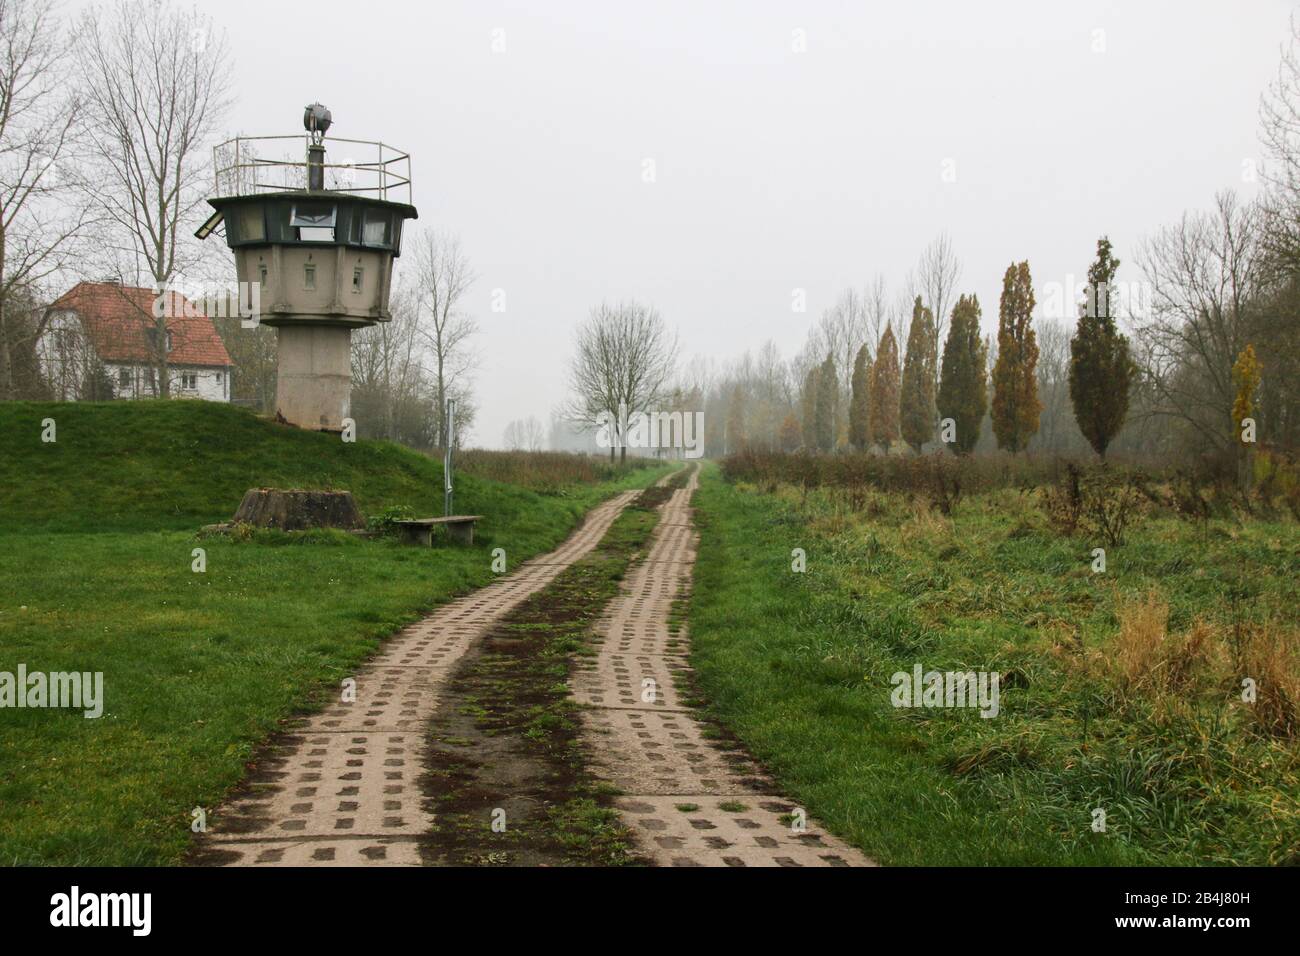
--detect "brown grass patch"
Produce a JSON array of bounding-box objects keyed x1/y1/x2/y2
[
  {"x1": 1111, "y1": 591, "x2": 1227, "y2": 699},
  {"x1": 1238, "y1": 623, "x2": 1300, "y2": 738}
]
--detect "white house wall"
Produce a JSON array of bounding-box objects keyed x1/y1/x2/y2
[{"x1": 108, "y1": 364, "x2": 230, "y2": 402}]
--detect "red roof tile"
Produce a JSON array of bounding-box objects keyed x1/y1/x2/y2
[{"x1": 50, "y1": 281, "x2": 233, "y2": 368}]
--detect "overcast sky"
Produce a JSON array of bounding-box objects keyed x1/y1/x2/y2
[{"x1": 185, "y1": 0, "x2": 1293, "y2": 447}]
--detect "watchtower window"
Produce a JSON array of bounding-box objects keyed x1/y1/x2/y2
[
  {"x1": 362, "y1": 210, "x2": 391, "y2": 246},
  {"x1": 291, "y1": 202, "x2": 337, "y2": 242},
  {"x1": 239, "y1": 206, "x2": 265, "y2": 242}
]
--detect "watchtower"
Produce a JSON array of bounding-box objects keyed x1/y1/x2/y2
[{"x1": 198, "y1": 104, "x2": 418, "y2": 430}]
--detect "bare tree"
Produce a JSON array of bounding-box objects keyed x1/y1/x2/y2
[
  {"x1": 1032, "y1": 318, "x2": 1082, "y2": 454},
  {"x1": 351, "y1": 281, "x2": 425, "y2": 441},
  {"x1": 502, "y1": 415, "x2": 544, "y2": 451},
  {"x1": 74, "y1": 0, "x2": 231, "y2": 397},
  {"x1": 411, "y1": 229, "x2": 478, "y2": 450},
  {"x1": 0, "y1": 0, "x2": 91, "y2": 398},
  {"x1": 1135, "y1": 191, "x2": 1262, "y2": 451},
  {"x1": 1256, "y1": 14, "x2": 1300, "y2": 448},
  {"x1": 524, "y1": 416, "x2": 544, "y2": 451},
  {"x1": 1260, "y1": 13, "x2": 1300, "y2": 213},
  {"x1": 864, "y1": 273, "x2": 890, "y2": 354},
  {"x1": 566, "y1": 300, "x2": 679, "y2": 461},
  {"x1": 917, "y1": 233, "x2": 962, "y2": 388}
]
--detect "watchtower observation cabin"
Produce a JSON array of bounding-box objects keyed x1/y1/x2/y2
[{"x1": 197, "y1": 104, "x2": 418, "y2": 430}]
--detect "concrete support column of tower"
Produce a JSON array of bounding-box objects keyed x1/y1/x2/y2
[{"x1": 275, "y1": 324, "x2": 352, "y2": 431}]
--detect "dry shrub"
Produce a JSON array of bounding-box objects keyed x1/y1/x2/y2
[
  {"x1": 1238, "y1": 623, "x2": 1300, "y2": 738},
  {"x1": 1084, "y1": 471, "x2": 1148, "y2": 548},
  {"x1": 926, "y1": 455, "x2": 964, "y2": 515},
  {"x1": 1040, "y1": 464, "x2": 1147, "y2": 546},
  {"x1": 1172, "y1": 469, "x2": 1212, "y2": 522},
  {"x1": 1042, "y1": 462, "x2": 1084, "y2": 535},
  {"x1": 457, "y1": 449, "x2": 644, "y2": 493},
  {"x1": 1111, "y1": 591, "x2": 1226, "y2": 700},
  {"x1": 1251, "y1": 449, "x2": 1300, "y2": 521}
]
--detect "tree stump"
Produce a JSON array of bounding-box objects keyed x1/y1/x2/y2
[{"x1": 232, "y1": 488, "x2": 365, "y2": 531}]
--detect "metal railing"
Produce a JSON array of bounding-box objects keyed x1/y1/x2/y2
[{"x1": 212, "y1": 134, "x2": 413, "y2": 203}]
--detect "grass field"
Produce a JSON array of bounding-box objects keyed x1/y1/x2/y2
[
  {"x1": 0, "y1": 401, "x2": 667, "y2": 865},
  {"x1": 688, "y1": 461, "x2": 1300, "y2": 866}
]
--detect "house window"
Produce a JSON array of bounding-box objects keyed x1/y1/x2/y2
[
  {"x1": 216, "y1": 372, "x2": 223, "y2": 385},
  {"x1": 304, "y1": 263, "x2": 316, "y2": 290},
  {"x1": 181, "y1": 371, "x2": 197, "y2": 390},
  {"x1": 118, "y1": 368, "x2": 131, "y2": 389},
  {"x1": 352, "y1": 266, "x2": 364, "y2": 293}
]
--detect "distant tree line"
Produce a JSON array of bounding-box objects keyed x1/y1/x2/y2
[{"x1": 690, "y1": 8, "x2": 1300, "y2": 466}]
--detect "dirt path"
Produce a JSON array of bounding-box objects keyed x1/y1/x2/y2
[
  {"x1": 192, "y1": 490, "x2": 639, "y2": 867},
  {"x1": 577, "y1": 467, "x2": 876, "y2": 867}
]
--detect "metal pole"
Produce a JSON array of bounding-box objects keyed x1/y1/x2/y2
[{"x1": 444, "y1": 398, "x2": 456, "y2": 516}]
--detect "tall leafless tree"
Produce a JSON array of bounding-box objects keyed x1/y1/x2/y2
[
  {"x1": 917, "y1": 233, "x2": 962, "y2": 389},
  {"x1": 864, "y1": 273, "x2": 890, "y2": 355},
  {"x1": 502, "y1": 415, "x2": 544, "y2": 451},
  {"x1": 351, "y1": 281, "x2": 425, "y2": 441},
  {"x1": 411, "y1": 229, "x2": 478, "y2": 450},
  {"x1": 1032, "y1": 318, "x2": 1082, "y2": 454},
  {"x1": 1255, "y1": 14, "x2": 1300, "y2": 447},
  {"x1": 74, "y1": 0, "x2": 231, "y2": 397},
  {"x1": 1135, "y1": 191, "x2": 1262, "y2": 451},
  {"x1": 1260, "y1": 13, "x2": 1300, "y2": 214},
  {"x1": 0, "y1": 0, "x2": 92, "y2": 398},
  {"x1": 567, "y1": 300, "x2": 679, "y2": 461}
]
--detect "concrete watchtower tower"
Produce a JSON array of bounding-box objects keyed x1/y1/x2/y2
[{"x1": 198, "y1": 104, "x2": 418, "y2": 430}]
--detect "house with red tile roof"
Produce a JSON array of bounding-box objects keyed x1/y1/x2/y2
[{"x1": 38, "y1": 281, "x2": 234, "y2": 402}]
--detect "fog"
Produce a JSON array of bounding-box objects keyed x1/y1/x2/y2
[{"x1": 188, "y1": 0, "x2": 1291, "y2": 446}]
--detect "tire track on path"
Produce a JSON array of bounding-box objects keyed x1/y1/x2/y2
[
  {"x1": 191, "y1": 490, "x2": 640, "y2": 867},
  {"x1": 576, "y1": 467, "x2": 877, "y2": 867}
]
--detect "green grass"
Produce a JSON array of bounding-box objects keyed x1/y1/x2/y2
[
  {"x1": 688, "y1": 461, "x2": 1300, "y2": 866},
  {"x1": 0, "y1": 401, "x2": 668, "y2": 865}
]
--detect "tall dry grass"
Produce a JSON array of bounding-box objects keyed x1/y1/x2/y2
[
  {"x1": 457, "y1": 449, "x2": 656, "y2": 493},
  {"x1": 1112, "y1": 591, "x2": 1227, "y2": 698},
  {"x1": 1110, "y1": 589, "x2": 1298, "y2": 738},
  {"x1": 1238, "y1": 623, "x2": 1300, "y2": 737}
]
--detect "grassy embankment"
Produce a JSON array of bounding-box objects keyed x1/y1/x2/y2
[
  {"x1": 688, "y1": 459, "x2": 1299, "y2": 866},
  {"x1": 0, "y1": 400, "x2": 667, "y2": 865}
]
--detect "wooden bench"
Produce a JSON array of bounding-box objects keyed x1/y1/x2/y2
[{"x1": 394, "y1": 515, "x2": 482, "y2": 546}]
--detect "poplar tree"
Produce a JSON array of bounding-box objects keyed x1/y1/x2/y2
[
  {"x1": 849, "y1": 343, "x2": 872, "y2": 450},
  {"x1": 1232, "y1": 343, "x2": 1261, "y2": 491},
  {"x1": 900, "y1": 296, "x2": 937, "y2": 453},
  {"x1": 937, "y1": 294, "x2": 988, "y2": 455},
  {"x1": 1069, "y1": 237, "x2": 1134, "y2": 458},
  {"x1": 991, "y1": 261, "x2": 1042, "y2": 452},
  {"x1": 1232, "y1": 343, "x2": 1261, "y2": 440},
  {"x1": 814, "y1": 353, "x2": 838, "y2": 452},
  {"x1": 869, "y1": 324, "x2": 901, "y2": 451}
]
